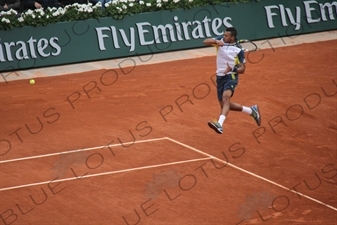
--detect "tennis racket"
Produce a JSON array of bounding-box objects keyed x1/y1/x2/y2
[{"x1": 237, "y1": 39, "x2": 258, "y2": 52}]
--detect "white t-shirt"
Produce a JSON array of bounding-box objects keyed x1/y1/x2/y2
[{"x1": 213, "y1": 38, "x2": 246, "y2": 76}]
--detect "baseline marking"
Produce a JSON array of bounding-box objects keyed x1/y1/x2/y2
[
  {"x1": 0, "y1": 137, "x2": 167, "y2": 164},
  {"x1": 0, "y1": 157, "x2": 211, "y2": 192},
  {"x1": 164, "y1": 137, "x2": 337, "y2": 212}
]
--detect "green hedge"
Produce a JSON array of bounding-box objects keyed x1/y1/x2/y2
[{"x1": 0, "y1": 0, "x2": 260, "y2": 30}]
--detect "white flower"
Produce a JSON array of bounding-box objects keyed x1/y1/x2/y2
[
  {"x1": 173, "y1": 0, "x2": 179, "y2": 3},
  {"x1": 18, "y1": 17, "x2": 24, "y2": 22},
  {"x1": 157, "y1": 3, "x2": 161, "y2": 7},
  {"x1": 116, "y1": 6, "x2": 122, "y2": 12},
  {"x1": 156, "y1": 0, "x2": 161, "y2": 3},
  {"x1": 146, "y1": 2, "x2": 151, "y2": 6},
  {"x1": 122, "y1": 4, "x2": 127, "y2": 9},
  {"x1": 58, "y1": 8, "x2": 66, "y2": 15},
  {"x1": 8, "y1": 9, "x2": 18, "y2": 15},
  {"x1": 1, "y1": 18, "x2": 10, "y2": 24},
  {"x1": 36, "y1": 8, "x2": 45, "y2": 15},
  {"x1": 139, "y1": 1, "x2": 144, "y2": 4},
  {"x1": 163, "y1": 0, "x2": 168, "y2": 2},
  {"x1": 25, "y1": 9, "x2": 34, "y2": 15},
  {"x1": 103, "y1": 1, "x2": 110, "y2": 6},
  {"x1": 188, "y1": 0, "x2": 193, "y2": 2},
  {"x1": 129, "y1": 3, "x2": 133, "y2": 7}
]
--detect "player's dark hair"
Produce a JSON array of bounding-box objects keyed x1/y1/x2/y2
[{"x1": 225, "y1": 27, "x2": 237, "y2": 38}]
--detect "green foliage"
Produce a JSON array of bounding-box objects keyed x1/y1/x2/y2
[{"x1": 0, "y1": 0, "x2": 260, "y2": 30}]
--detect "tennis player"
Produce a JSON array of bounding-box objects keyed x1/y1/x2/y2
[{"x1": 203, "y1": 27, "x2": 261, "y2": 134}]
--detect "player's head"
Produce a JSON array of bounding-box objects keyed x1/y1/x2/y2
[{"x1": 223, "y1": 27, "x2": 237, "y2": 43}]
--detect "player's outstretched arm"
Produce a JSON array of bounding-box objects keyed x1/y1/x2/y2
[{"x1": 203, "y1": 38, "x2": 222, "y2": 46}]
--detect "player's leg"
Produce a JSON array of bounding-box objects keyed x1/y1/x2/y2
[
  {"x1": 229, "y1": 102, "x2": 262, "y2": 126},
  {"x1": 229, "y1": 102, "x2": 242, "y2": 111},
  {"x1": 220, "y1": 89, "x2": 232, "y2": 117},
  {"x1": 210, "y1": 89, "x2": 232, "y2": 132},
  {"x1": 208, "y1": 93, "x2": 232, "y2": 134},
  {"x1": 208, "y1": 76, "x2": 227, "y2": 134},
  {"x1": 230, "y1": 102, "x2": 250, "y2": 113},
  {"x1": 208, "y1": 76, "x2": 234, "y2": 134}
]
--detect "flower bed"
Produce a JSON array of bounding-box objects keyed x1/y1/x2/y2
[{"x1": 0, "y1": 0, "x2": 259, "y2": 30}]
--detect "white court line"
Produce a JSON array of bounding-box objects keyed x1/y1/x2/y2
[
  {"x1": 0, "y1": 137, "x2": 167, "y2": 164},
  {"x1": 0, "y1": 157, "x2": 211, "y2": 192},
  {"x1": 164, "y1": 137, "x2": 337, "y2": 212}
]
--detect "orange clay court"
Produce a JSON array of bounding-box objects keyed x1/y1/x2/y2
[{"x1": 0, "y1": 39, "x2": 336, "y2": 225}]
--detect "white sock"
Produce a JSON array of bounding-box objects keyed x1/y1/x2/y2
[
  {"x1": 218, "y1": 115, "x2": 226, "y2": 126},
  {"x1": 242, "y1": 106, "x2": 252, "y2": 115}
]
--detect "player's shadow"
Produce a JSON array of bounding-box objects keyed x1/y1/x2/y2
[
  {"x1": 144, "y1": 170, "x2": 182, "y2": 200},
  {"x1": 51, "y1": 150, "x2": 88, "y2": 178}
]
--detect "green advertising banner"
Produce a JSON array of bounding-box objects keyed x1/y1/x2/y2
[{"x1": 0, "y1": 0, "x2": 336, "y2": 72}]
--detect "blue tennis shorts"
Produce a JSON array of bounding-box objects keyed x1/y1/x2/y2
[{"x1": 216, "y1": 74, "x2": 239, "y2": 101}]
